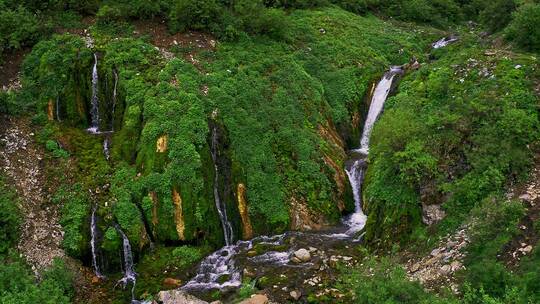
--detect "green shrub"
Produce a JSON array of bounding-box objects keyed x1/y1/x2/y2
[
  {"x1": 336, "y1": 257, "x2": 458, "y2": 303},
  {"x1": 0, "y1": 255, "x2": 74, "y2": 304},
  {"x1": 505, "y1": 3, "x2": 540, "y2": 51},
  {"x1": 56, "y1": 184, "x2": 90, "y2": 258},
  {"x1": 0, "y1": 178, "x2": 21, "y2": 254},
  {"x1": 45, "y1": 140, "x2": 70, "y2": 158},
  {"x1": 171, "y1": 245, "x2": 205, "y2": 268}
]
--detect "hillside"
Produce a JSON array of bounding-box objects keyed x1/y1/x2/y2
[{"x1": 0, "y1": 1, "x2": 539, "y2": 304}]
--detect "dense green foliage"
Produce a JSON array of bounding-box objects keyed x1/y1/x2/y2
[
  {"x1": 505, "y1": 3, "x2": 540, "y2": 51},
  {"x1": 0, "y1": 178, "x2": 20, "y2": 254},
  {"x1": 2, "y1": 0, "x2": 539, "y2": 303},
  {"x1": 0, "y1": 257, "x2": 74, "y2": 304},
  {"x1": 336, "y1": 257, "x2": 457, "y2": 303},
  {"x1": 364, "y1": 39, "x2": 539, "y2": 247}
]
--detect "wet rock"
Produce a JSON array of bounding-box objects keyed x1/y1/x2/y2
[
  {"x1": 238, "y1": 294, "x2": 269, "y2": 304},
  {"x1": 293, "y1": 248, "x2": 311, "y2": 262},
  {"x1": 290, "y1": 290, "x2": 302, "y2": 300},
  {"x1": 156, "y1": 290, "x2": 208, "y2": 304},
  {"x1": 162, "y1": 277, "x2": 182, "y2": 288}
]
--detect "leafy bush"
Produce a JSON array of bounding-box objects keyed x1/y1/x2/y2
[
  {"x1": 505, "y1": 3, "x2": 540, "y2": 51},
  {"x1": 171, "y1": 245, "x2": 205, "y2": 268},
  {"x1": 0, "y1": 6, "x2": 40, "y2": 51},
  {"x1": 0, "y1": 256, "x2": 74, "y2": 304},
  {"x1": 55, "y1": 184, "x2": 90, "y2": 258},
  {"x1": 0, "y1": 178, "x2": 21, "y2": 254},
  {"x1": 45, "y1": 140, "x2": 70, "y2": 158},
  {"x1": 336, "y1": 257, "x2": 458, "y2": 303}
]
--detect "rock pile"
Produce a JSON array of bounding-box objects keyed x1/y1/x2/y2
[
  {"x1": 405, "y1": 226, "x2": 469, "y2": 293},
  {"x1": 0, "y1": 117, "x2": 65, "y2": 274}
]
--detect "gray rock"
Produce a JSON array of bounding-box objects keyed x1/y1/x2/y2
[
  {"x1": 156, "y1": 290, "x2": 208, "y2": 304},
  {"x1": 422, "y1": 204, "x2": 446, "y2": 225},
  {"x1": 293, "y1": 248, "x2": 311, "y2": 262},
  {"x1": 290, "y1": 290, "x2": 302, "y2": 300}
]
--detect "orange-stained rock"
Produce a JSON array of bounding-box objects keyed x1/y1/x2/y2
[
  {"x1": 162, "y1": 277, "x2": 182, "y2": 288},
  {"x1": 47, "y1": 99, "x2": 54, "y2": 121},
  {"x1": 172, "y1": 188, "x2": 185, "y2": 240},
  {"x1": 238, "y1": 294, "x2": 269, "y2": 304},
  {"x1": 156, "y1": 135, "x2": 168, "y2": 152},
  {"x1": 236, "y1": 183, "x2": 253, "y2": 239}
]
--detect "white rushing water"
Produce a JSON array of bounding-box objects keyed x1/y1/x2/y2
[
  {"x1": 90, "y1": 206, "x2": 104, "y2": 278},
  {"x1": 340, "y1": 66, "x2": 403, "y2": 237},
  {"x1": 357, "y1": 66, "x2": 403, "y2": 155},
  {"x1": 182, "y1": 234, "x2": 286, "y2": 291},
  {"x1": 88, "y1": 53, "x2": 100, "y2": 134},
  {"x1": 210, "y1": 125, "x2": 234, "y2": 246},
  {"x1": 115, "y1": 225, "x2": 137, "y2": 301},
  {"x1": 111, "y1": 70, "x2": 118, "y2": 132},
  {"x1": 432, "y1": 36, "x2": 458, "y2": 49},
  {"x1": 103, "y1": 137, "x2": 110, "y2": 161}
]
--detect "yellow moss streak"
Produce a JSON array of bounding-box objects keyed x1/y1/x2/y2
[
  {"x1": 47, "y1": 99, "x2": 54, "y2": 121},
  {"x1": 156, "y1": 135, "x2": 168, "y2": 153},
  {"x1": 149, "y1": 192, "x2": 159, "y2": 236},
  {"x1": 236, "y1": 183, "x2": 253, "y2": 239},
  {"x1": 172, "y1": 188, "x2": 185, "y2": 240}
]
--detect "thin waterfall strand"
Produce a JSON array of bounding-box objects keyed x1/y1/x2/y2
[
  {"x1": 210, "y1": 125, "x2": 234, "y2": 246},
  {"x1": 90, "y1": 206, "x2": 104, "y2": 278},
  {"x1": 89, "y1": 53, "x2": 100, "y2": 133}
]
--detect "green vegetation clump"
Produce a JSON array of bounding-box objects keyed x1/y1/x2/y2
[
  {"x1": 0, "y1": 178, "x2": 20, "y2": 254},
  {"x1": 364, "y1": 40, "x2": 539, "y2": 247},
  {"x1": 505, "y1": 3, "x2": 540, "y2": 51},
  {"x1": 54, "y1": 184, "x2": 90, "y2": 258},
  {"x1": 0, "y1": 257, "x2": 74, "y2": 304},
  {"x1": 336, "y1": 257, "x2": 458, "y2": 303}
]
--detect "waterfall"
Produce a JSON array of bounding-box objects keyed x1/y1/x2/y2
[
  {"x1": 210, "y1": 125, "x2": 234, "y2": 246},
  {"x1": 342, "y1": 66, "x2": 403, "y2": 236},
  {"x1": 357, "y1": 66, "x2": 403, "y2": 155},
  {"x1": 90, "y1": 206, "x2": 104, "y2": 278},
  {"x1": 115, "y1": 225, "x2": 137, "y2": 301},
  {"x1": 111, "y1": 70, "x2": 118, "y2": 132},
  {"x1": 103, "y1": 137, "x2": 110, "y2": 161},
  {"x1": 183, "y1": 234, "x2": 286, "y2": 291},
  {"x1": 88, "y1": 53, "x2": 100, "y2": 134},
  {"x1": 56, "y1": 96, "x2": 61, "y2": 122}
]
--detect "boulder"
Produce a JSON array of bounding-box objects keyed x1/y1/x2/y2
[
  {"x1": 156, "y1": 290, "x2": 208, "y2": 304},
  {"x1": 293, "y1": 248, "x2": 311, "y2": 262},
  {"x1": 238, "y1": 294, "x2": 269, "y2": 304},
  {"x1": 290, "y1": 290, "x2": 302, "y2": 300},
  {"x1": 422, "y1": 204, "x2": 446, "y2": 225},
  {"x1": 162, "y1": 277, "x2": 182, "y2": 288}
]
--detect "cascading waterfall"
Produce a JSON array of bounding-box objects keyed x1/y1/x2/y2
[
  {"x1": 89, "y1": 53, "x2": 100, "y2": 134},
  {"x1": 111, "y1": 70, "x2": 118, "y2": 132},
  {"x1": 182, "y1": 234, "x2": 286, "y2": 291},
  {"x1": 103, "y1": 137, "x2": 110, "y2": 161},
  {"x1": 342, "y1": 66, "x2": 404, "y2": 236},
  {"x1": 114, "y1": 225, "x2": 137, "y2": 301},
  {"x1": 182, "y1": 68, "x2": 405, "y2": 294},
  {"x1": 90, "y1": 206, "x2": 104, "y2": 278},
  {"x1": 357, "y1": 66, "x2": 403, "y2": 155},
  {"x1": 210, "y1": 124, "x2": 234, "y2": 246}
]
